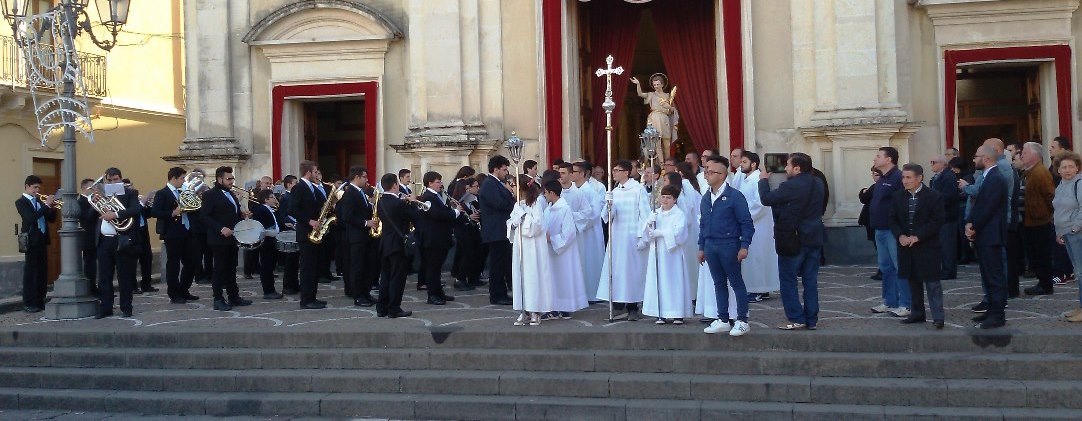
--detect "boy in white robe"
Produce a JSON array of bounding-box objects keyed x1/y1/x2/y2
[
  {"x1": 509, "y1": 177, "x2": 554, "y2": 326},
  {"x1": 738, "y1": 152, "x2": 780, "y2": 301},
  {"x1": 598, "y1": 160, "x2": 652, "y2": 321},
  {"x1": 642, "y1": 185, "x2": 693, "y2": 323},
  {"x1": 571, "y1": 162, "x2": 605, "y2": 301},
  {"x1": 542, "y1": 180, "x2": 588, "y2": 319}
]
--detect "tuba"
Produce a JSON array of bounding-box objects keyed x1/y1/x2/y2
[
  {"x1": 368, "y1": 191, "x2": 382, "y2": 238},
  {"x1": 309, "y1": 182, "x2": 348, "y2": 244},
  {"x1": 84, "y1": 176, "x2": 135, "y2": 232},
  {"x1": 178, "y1": 170, "x2": 205, "y2": 212}
]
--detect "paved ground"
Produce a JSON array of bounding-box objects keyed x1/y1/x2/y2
[
  {"x1": 0, "y1": 265, "x2": 1078, "y2": 332},
  {"x1": 0, "y1": 410, "x2": 400, "y2": 420}
]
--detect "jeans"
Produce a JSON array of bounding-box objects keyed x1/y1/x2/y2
[
  {"x1": 1061, "y1": 233, "x2": 1082, "y2": 306},
  {"x1": 875, "y1": 229, "x2": 912, "y2": 309},
  {"x1": 778, "y1": 246, "x2": 821, "y2": 326},
  {"x1": 704, "y1": 241, "x2": 748, "y2": 322},
  {"x1": 939, "y1": 221, "x2": 958, "y2": 278}
]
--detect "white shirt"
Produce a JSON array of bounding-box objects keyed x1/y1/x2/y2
[
  {"x1": 426, "y1": 187, "x2": 459, "y2": 217},
  {"x1": 264, "y1": 204, "x2": 279, "y2": 233},
  {"x1": 709, "y1": 184, "x2": 725, "y2": 205}
]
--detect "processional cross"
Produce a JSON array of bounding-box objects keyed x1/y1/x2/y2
[{"x1": 594, "y1": 54, "x2": 623, "y2": 323}]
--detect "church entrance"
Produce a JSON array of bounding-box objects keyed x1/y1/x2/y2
[
  {"x1": 271, "y1": 82, "x2": 379, "y2": 181},
  {"x1": 956, "y1": 63, "x2": 1045, "y2": 160},
  {"x1": 575, "y1": 0, "x2": 718, "y2": 165},
  {"x1": 302, "y1": 99, "x2": 366, "y2": 182}
]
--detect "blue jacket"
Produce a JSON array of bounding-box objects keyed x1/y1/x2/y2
[
  {"x1": 929, "y1": 169, "x2": 960, "y2": 223},
  {"x1": 966, "y1": 165, "x2": 1008, "y2": 246},
  {"x1": 759, "y1": 173, "x2": 826, "y2": 247},
  {"x1": 698, "y1": 184, "x2": 754, "y2": 249},
  {"x1": 869, "y1": 166, "x2": 902, "y2": 229}
]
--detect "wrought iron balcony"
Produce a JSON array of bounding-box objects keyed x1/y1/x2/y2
[{"x1": 0, "y1": 34, "x2": 107, "y2": 98}]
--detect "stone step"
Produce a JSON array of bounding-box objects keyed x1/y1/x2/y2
[
  {"x1": 2, "y1": 387, "x2": 1082, "y2": 420},
  {"x1": 0, "y1": 367, "x2": 1079, "y2": 409},
  {"x1": 1, "y1": 346, "x2": 1080, "y2": 381},
  {"x1": 0, "y1": 328, "x2": 1074, "y2": 354}
]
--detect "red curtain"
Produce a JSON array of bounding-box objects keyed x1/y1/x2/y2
[
  {"x1": 586, "y1": 0, "x2": 642, "y2": 164},
  {"x1": 650, "y1": 0, "x2": 719, "y2": 154}
]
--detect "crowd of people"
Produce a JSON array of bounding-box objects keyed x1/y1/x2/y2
[{"x1": 16, "y1": 137, "x2": 1082, "y2": 330}]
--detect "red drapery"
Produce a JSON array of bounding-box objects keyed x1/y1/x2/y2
[
  {"x1": 587, "y1": 0, "x2": 642, "y2": 165},
  {"x1": 542, "y1": 0, "x2": 563, "y2": 163},
  {"x1": 650, "y1": 0, "x2": 719, "y2": 155}
]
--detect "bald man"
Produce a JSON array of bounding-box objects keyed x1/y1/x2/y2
[{"x1": 966, "y1": 145, "x2": 1009, "y2": 329}]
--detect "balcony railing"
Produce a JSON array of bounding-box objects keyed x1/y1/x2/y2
[{"x1": 0, "y1": 34, "x2": 107, "y2": 98}]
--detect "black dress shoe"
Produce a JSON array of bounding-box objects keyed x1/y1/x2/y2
[
  {"x1": 441, "y1": 295, "x2": 455, "y2": 302},
  {"x1": 933, "y1": 321, "x2": 944, "y2": 329},
  {"x1": 169, "y1": 298, "x2": 187, "y2": 304},
  {"x1": 427, "y1": 296, "x2": 447, "y2": 305},
  {"x1": 213, "y1": 300, "x2": 232, "y2": 311},
  {"x1": 314, "y1": 299, "x2": 328, "y2": 306},
  {"x1": 184, "y1": 293, "x2": 200, "y2": 301},
  {"x1": 376, "y1": 311, "x2": 388, "y2": 317},
  {"x1": 282, "y1": 288, "x2": 299, "y2": 295},
  {"x1": 142, "y1": 285, "x2": 160, "y2": 292},
  {"x1": 121, "y1": 311, "x2": 133, "y2": 318},
  {"x1": 325, "y1": 275, "x2": 341, "y2": 281},
  {"x1": 972, "y1": 314, "x2": 988, "y2": 322},
  {"x1": 243, "y1": 274, "x2": 254, "y2": 280},
  {"x1": 979, "y1": 319, "x2": 1006, "y2": 329},
  {"x1": 900, "y1": 316, "x2": 927, "y2": 324},
  {"x1": 354, "y1": 297, "x2": 375, "y2": 307},
  {"x1": 263, "y1": 292, "x2": 284, "y2": 300},
  {"x1": 1024, "y1": 285, "x2": 1053, "y2": 296},
  {"x1": 94, "y1": 311, "x2": 113, "y2": 319},
  {"x1": 23, "y1": 306, "x2": 43, "y2": 313},
  {"x1": 468, "y1": 279, "x2": 488, "y2": 287},
  {"x1": 229, "y1": 298, "x2": 253, "y2": 307},
  {"x1": 454, "y1": 281, "x2": 475, "y2": 291},
  {"x1": 300, "y1": 301, "x2": 327, "y2": 309},
  {"x1": 416, "y1": 283, "x2": 428, "y2": 291},
  {"x1": 133, "y1": 288, "x2": 144, "y2": 295},
  {"x1": 490, "y1": 297, "x2": 513, "y2": 305},
  {"x1": 971, "y1": 302, "x2": 988, "y2": 313},
  {"x1": 388, "y1": 310, "x2": 413, "y2": 318}
]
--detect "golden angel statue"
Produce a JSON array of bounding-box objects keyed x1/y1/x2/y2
[{"x1": 631, "y1": 73, "x2": 679, "y2": 160}]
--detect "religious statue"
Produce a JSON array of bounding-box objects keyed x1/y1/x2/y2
[{"x1": 630, "y1": 73, "x2": 679, "y2": 161}]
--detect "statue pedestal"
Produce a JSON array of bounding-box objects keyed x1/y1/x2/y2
[{"x1": 800, "y1": 121, "x2": 922, "y2": 227}]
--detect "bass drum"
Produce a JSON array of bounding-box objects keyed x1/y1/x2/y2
[
  {"x1": 233, "y1": 219, "x2": 264, "y2": 250},
  {"x1": 275, "y1": 231, "x2": 299, "y2": 253}
]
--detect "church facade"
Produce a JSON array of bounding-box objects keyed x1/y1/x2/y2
[{"x1": 174, "y1": 0, "x2": 1082, "y2": 259}]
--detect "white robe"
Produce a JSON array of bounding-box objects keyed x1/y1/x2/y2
[
  {"x1": 727, "y1": 170, "x2": 746, "y2": 189},
  {"x1": 679, "y1": 179, "x2": 702, "y2": 293},
  {"x1": 568, "y1": 183, "x2": 605, "y2": 299},
  {"x1": 597, "y1": 178, "x2": 651, "y2": 303},
  {"x1": 642, "y1": 207, "x2": 693, "y2": 318},
  {"x1": 509, "y1": 197, "x2": 555, "y2": 313},
  {"x1": 739, "y1": 169, "x2": 780, "y2": 294},
  {"x1": 544, "y1": 198, "x2": 589, "y2": 312}
]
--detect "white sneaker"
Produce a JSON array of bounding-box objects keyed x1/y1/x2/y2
[
  {"x1": 703, "y1": 319, "x2": 732, "y2": 334},
  {"x1": 889, "y1": 307, "x2": 911, "y2": 317},
  {"x1": 871, "y1": 304, "x2": 890, "y2": 313},
  {"x1": 729, "y1": 321, "x2": 750, "y2": 337}
]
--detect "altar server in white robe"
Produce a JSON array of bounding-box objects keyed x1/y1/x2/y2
[
  {"x1": 738, "y1": 151, "x2": 780, "y2": 300},
  {"x1": 642, "y1": 184, "x2": 693, "y2": 323},
  {"x1": 696, "y1": 156, "x2": 739, "y2": 323},
  {"x1": 564, "y1": 163, "x2": 605, "y2": 300},
  {"x1": 542, "y1": 180, "x2": 589, "y2": 318},
  {"x1": 675, "y1": 173, "x2": 703, "y2": 293},
  {"x1": 598, "y1": 160, "x2": 652, "y2": 320},
  {"x1": 508, "y1": 176, "x2": 553, "y2": 326}
]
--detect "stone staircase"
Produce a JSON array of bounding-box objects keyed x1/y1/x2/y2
[{"x1": 0, "y1": 327, "x2": 1081, "y2": 420}]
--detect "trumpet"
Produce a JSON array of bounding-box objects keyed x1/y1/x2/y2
[{"x1": 36, "y1": 193, "x2": 62, "y2": 210}]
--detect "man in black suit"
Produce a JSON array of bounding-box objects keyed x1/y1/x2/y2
[
  {"x1": 124, "y1": 179, "x2": 158, "y2": 294},
  {"x1": 478, "y1": 155, "x2": 515, "y2": 305},
  {"x1": 252, "y1": 189, "x2": 284, "y2": 300},
  {"x1": 336, "y1": 165, "x2": 379, "y2": 306},
  {"x1": 966, "y1": 145, "x2": 1010, "y2": 329},
  {"x1": 94, "y1": 167, "x2": 144, "y2": 318},
  {"x1": 417, "y1": 171, "x2": 466, "y2": 305},
  {"x1": 889, "y1": 164, "x2": 946, "y2": 329},
  {"x1": 186, "y1": 170, "x2": 212, "y2": 284},
  {"x1": 376, "y1": 173, "x2": 423, "y2": 318},
  {"x1": 288, "y1": 160, "x2": 328, "y2": 309},
  {"x1": 78, "y1": 178, "x2": 99, "y2": 296},
  {"x1": 279, "y1": 175, "x2": 300, "y2": 295},
  {"x1": 150, "y1": 167, "x2": 201, "y2": 304},
  {"x1": 199, "y1": 166, "x2": 253, "y2": 311},
  {"x1": 16, "y1": 175, "x2": 57, "y2": 313},
  {"x1": 929, "y1": 155, "x2": 960, "y2": 280}
]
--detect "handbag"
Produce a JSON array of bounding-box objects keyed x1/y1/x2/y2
[
  {"x1": 116, "y1": 233, "x2": 136, "y2": 254},
  {"x1": 381, "y1": 198, "x2": 418, "y2": 259},
  {"x1": 17, "y1": 231, "x2": 29, "y2": 253}
]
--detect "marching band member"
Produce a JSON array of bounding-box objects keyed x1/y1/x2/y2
[
  {"x1": 542, "y1": 179, "x2": 588, "y2": 320},
  {"x1": 150, "y1": 167, "x2": 200, "y2": 304},
  {"x1": 598, "y1": 160, "x2": 651, "y2": 321},
  {"x1": 451, "y1": 175, "x2": 484, "y2": 291},
  {"x1": 78, "y1": 178, "x2": 100, "y2": 296},
  {"x1": 376, "y1": 173, "x2": 424, "y2": 318},
  {"x1": 510, "y1": 175, "x2": 551, "y2": 325},
  {"x1": 127, "y1": 179, "x2": 158, "y2": 294},
  {"x1": 200, "y1": 166, "x2": 253, "y2": 311},
  {"x1": 335, "y1": 166, "x2": 378, "y2": 307},
  {"x1": 289, "y1": 161, "x2": 328, "y2": 310},
  {"x1": 279, "y1": 175, "x2": 300, "y2": 295},
  {"x1": 94, "y1": 168, "x2": 143, "y2": 318},
  {"x1": 16, "y1": 175, "x2": 56, "y2": 313},
  {"x1": 417, "y1": 171, "x2": 466, "y2": 305},
  {"x1": 642, "y1": 184, "x2": 693, "y2": 324},
  {"x1": 252, "y1": 189, "x2": 283, "y2": 300}
]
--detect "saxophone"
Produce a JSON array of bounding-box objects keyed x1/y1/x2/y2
[{"x1": 308, "y1": 183, "x2": 347, "y2": 244}]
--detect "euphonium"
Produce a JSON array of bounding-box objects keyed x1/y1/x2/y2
[
  {"x1": 309, "y1": 183, "x2": 347, "y2": 244},
  {"x1": 84, "y1": 176, "x2": 135, "y2": 232},
  {"x1": 36, "y1": 193, "x2": 62, "y2": 210},
  {"x1": 178, "y1": 170, "x2": 204, "y2": 212},
  {"x1": 368, "y1": 191, "x2": 382, "y2": 238}
]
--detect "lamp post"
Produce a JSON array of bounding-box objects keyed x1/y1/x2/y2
[{"x1": 3, "y1": 0, "x2": 131, "y2": 319}]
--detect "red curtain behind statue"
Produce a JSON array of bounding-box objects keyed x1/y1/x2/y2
[
  {"x1": 586, "y1": 0, "x2": 642, "y2": 165},
  {"x1": 651, "y1": 0, "x2": 719, "y2": 155}
]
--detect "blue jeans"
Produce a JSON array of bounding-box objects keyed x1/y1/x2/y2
[
  {"x1": 875, "y1": 229, "x2": 912, "y2": 309},
  {"x1": 1062, "y1": 233, "x2": 1082, "y2": 306},
  {"x1": 778, "y1": 246, "x2": 821, "y2": 326},
  {"x1": 704, "y1": 241, "x2": 748, "y2": 322}
]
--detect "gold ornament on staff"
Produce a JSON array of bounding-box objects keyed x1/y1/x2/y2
[{"x1": 595, "y1": 54, "x2": 623, "y2": 323}]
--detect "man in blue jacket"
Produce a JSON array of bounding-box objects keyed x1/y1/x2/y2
[
  {"x1": 870, "y1": 147, "x2": 911, "y2": 317},
  {"x1": 700, "y1": 156, "x2": 755, "y2": 337},
  {"x1": 966, "y1": 145, "x2": 1009, "y2": 329}
]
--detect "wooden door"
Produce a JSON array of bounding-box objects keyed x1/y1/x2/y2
[{"x1": 32, "y1": 158, "x2": 61, "y2": 283}]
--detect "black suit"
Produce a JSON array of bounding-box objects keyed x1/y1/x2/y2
[
  {"x1": 930, "y1": 170, "x2": 960, "y2": 279},
  {"x1": 150, "y1": 185, "x2": 198, "y2": 301},
  {"x1": 199, "y1": 185, "x2": 242, "y2": 302},
  {"x1": 452, "y1": 196, "x2": 484, "y2": 284},
  {"x1": 477, "y1": 174, "x2": 515, "y2": 302},
  {"x1": 889, "y1": 186, "x2": 946, "y2": 322},
  {"x1": 78, "y1": 195, "x2": 99, "y2": 289},
  {"x1": 96, "y1": 188, "x2": 143, "y2": 315},
  {"x1": 278, "y1": 191, "x2": 299, "y2": 293},
  {"x1": 16, "y1": 195, "x2": 56, "y2": 309},
  {"x1": 252, "y1": 203, "x2": 280, "y2": 295},
  {"x1": 418, "y1": 189, "x2": 464, "y2": 298},
  {"x1": 377, "y1": 193, "x2": 421, "y2": 315},
  {"x1": 133, "y1": 192, "x2": 154, "y2": 289},
  {"x1": 288, "y1": 179, "x2": 326, "y2": 305},
  {"x1": 335, "y1": 184, "x2": 378, "y2": 300},
  {"x1": 966, "y1": 166, "x2": 1009, "y2": 324}
]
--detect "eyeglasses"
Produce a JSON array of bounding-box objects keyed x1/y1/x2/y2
[
  {"x1": 225, "y1": 177, "x2": 235, "y2": 181},
  {"x1": 613, "y1": 169, "x2": 629, "y2": 173},
  {"x1": 703, "y1": 170, "x2": 722, "y2": 175}
]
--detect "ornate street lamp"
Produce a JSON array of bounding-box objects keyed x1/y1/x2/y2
[{"x1": 2, "y1": 0, "x2": 131, "y2": 319}]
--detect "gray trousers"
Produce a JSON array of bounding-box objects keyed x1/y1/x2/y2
[{"x1": 908, "y1": 278, "x2": 944, "y2": 322}]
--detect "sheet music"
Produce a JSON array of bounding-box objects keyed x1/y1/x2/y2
[{"x1": 104, "y1": 182, "x2": 125, "y2": 196}]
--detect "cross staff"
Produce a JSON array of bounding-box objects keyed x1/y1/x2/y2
[{"x1": 596, "y1": 54, "x2": 622, "y2": 323}]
